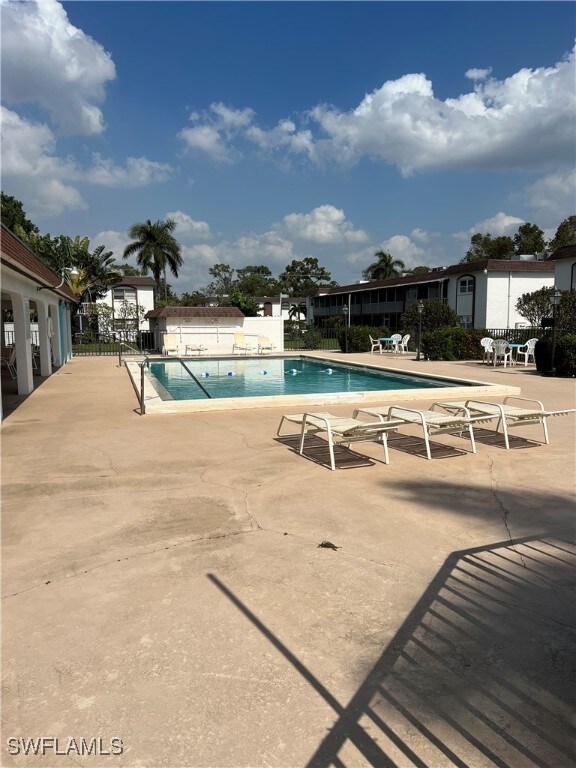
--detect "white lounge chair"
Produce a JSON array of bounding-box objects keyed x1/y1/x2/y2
[
  {"x1": 353, "y1": 405, "x2": 496, "y2": 460},
  {"x1": 162, "y1": 334, "x2": 179, "y2": 356},
  {"x1": 515, "y1": 338, "x2": 538, "y2": 366},
  {"x1": 184, "y1": 343, "x2": 208, "y2": 356},
  {"x1": 433, "y1": 397, "x2": 576, "y2": 450},
  {"x1": 257, "y1": 336, "x2": 275, "y2": 354},
  {"x1": 369, "y1": 335, "x2": 382, "y2": 354},
  {"x1": 277, "y1": 412, "x2": 404, "y2": 471},
  {"x1": 233, "y1": 331, "x2": 255, "y2": 355}
]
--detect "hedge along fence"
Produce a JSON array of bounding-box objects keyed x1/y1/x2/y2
[{"x1": 337, "y1": 325, "x2": 390, "y2": 353}]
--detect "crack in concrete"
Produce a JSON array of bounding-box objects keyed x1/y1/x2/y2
[
  {"x1": 486, "y1": 457, "x2": 527, "y2": 568},
  {"x1": 1, "y1": 527, "x2": 258, "y2": 601}
]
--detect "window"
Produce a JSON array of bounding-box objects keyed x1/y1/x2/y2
[
  {"x1": 459, "y1": 315, "x2": 473, "y2": 328},
  {"x1": 459, "y1": 278, "x2": 474, "y2": 294},
  {"x1": 113, "y1": 287, "x2": 136, "y2": 302}
]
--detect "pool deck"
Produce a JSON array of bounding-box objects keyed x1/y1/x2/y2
[{"x1": 2, "y1": 352, "x2": 575, "y2": 767}]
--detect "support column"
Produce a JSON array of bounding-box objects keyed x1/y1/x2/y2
[
  {"x1": 12, "y1": 293, "x2": 34, "y2": 395},
  {"x1": 35, "y1": 298, "x2": 52, "y2": 376},
  {"x1": 51, "y1": 304, "x2": 63, "y2": 366}
]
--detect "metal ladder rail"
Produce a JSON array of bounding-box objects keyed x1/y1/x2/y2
[
  {"x1": 118, "y1": 341, "x2": 144, "y2": 367},
  {"x1": 179, "y1": 359, "x2": 212, "y2": 399}
]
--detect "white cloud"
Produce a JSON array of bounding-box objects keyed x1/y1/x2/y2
[
  {"x1": 378, "y1": 235, "x2": 425, "y2": 267},
  {"x1": 282, "y1": 205, "x2": 368, "y2": 245},
  {"x1": 1, "y1": 107, "x2": 86, "y2": 215},
  {"x1": 1, "y1": 0, "x2": 116, "y2": 136},
  {"x1": 1, "y1": 107, "x2": 173, "y2": 217},
  {"x1": 464, "y1": 212, "x2": 526, "y2": 237},
  {"x1": 88, "y1": 155, "x2": 173, "y2": 187},
  {"x1": 522, "y1": 169, "x2": 576, "y2": 223},
  {"x1": 166, "y1": 210, "x2": 212, "y2": 240},
  {"x1": 309, "y1": 47, "x2": 576, "y2": 173},
  {"x1": 179, "y1": 46, "x2": 575, "y2": 175},
  {"x1": 91, "y1": 230, "x2": 130, "y2": 261},
  {"x1": 179, "y1": 103, "x2": 255, "y2": 162},
  {"x1": 465, "y1": 67, "x2": 492, "y2": 81}
]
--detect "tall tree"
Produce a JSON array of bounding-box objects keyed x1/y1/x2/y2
[
  {"x1": 207, "y1": 264, "x2": 236, "y2": 296},
  {"x1": 123, "y1": 218, "x2": 182, "y2": 299},
  {"x1": 462, "y1": 233, "x2": 514, "y2": 262},
  {"x1": 1, "y1": 192, "x2": 38, "y2": 235},
  {"x1": 362, "y1": 250, "x2": 405, "y2": 280},
  {"x1": 278, "y1": 257, "x2": 335, "y2": 295},
  {"x1": 548, "y1": 215, "x2": 576, "y2": 252},
  {"x1": 513, "y1": 222, "x2": 546, "y2": 256},
  {"x1": 236, "y1": 265, "x2": 277, "y2": 296}
]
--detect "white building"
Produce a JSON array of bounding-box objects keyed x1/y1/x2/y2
[
  {"x1": 310, "y1": 258, "x2": 555, "y2": 331},
  {"x1": 1, "y1": 224, "x2": 76, "y2": 412},
  {"x1": 145, "y1": 306, "x2": 284, "y2": 355},
  {"x1": 548, "y1": 245, "x2": 576, "y2": 291},
  {"x1": 86, "y1": 276, "x2": 156, "y2": 341}
]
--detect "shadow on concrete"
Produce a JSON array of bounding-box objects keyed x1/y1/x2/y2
[
  {"x1": 1, "y1": 370, "x2": 53, "y2": 420},
  {"x1": 209, "y1": 529, "x2": 576, "y2": 767},
  {"x1": 276, "y1": 432, "x2": 471, "y2": 469}
]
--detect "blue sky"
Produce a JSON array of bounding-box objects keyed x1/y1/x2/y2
[{"x1": 2, "y1": 1, "x2": 575, "y2": 293}]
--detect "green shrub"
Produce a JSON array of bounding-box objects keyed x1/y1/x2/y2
[
  {"x1": 338, "y1": 325, "x2": 389, "y2": 353},
  {"x1": 555, "y1": 334, "x2": 576, "y2": 377},
  {"x1": 301, "y1": 326, "x2": 323, "y2": 350},
  {"x1": 422, "y1": 328, "x2": 486, "y2": 361},
  {"x1": 400, "y1": 300, "x2": 460, "y2": 337}
]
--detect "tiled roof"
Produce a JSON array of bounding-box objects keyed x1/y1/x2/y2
[
  {"x1": 112, "y1": 275, "x2": 156, "y2": 286},
  {"x1": 145, "y1": 306, "x2": 245, "y2": 319},
  {"x1": 1, "y1": 224, "x2": 78, "y2": 301},
  {"x1": 321, "y1": 259, "x2": 554, "y2": 295},
  {"x1": 547, "y1": 245, "x2": 576, "y2": 261}
]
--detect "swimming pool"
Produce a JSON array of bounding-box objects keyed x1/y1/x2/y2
[
  {"x1": 125, "y1": 354, "x2": 519, "y2": 413},
  {"x1": 149, "y1": 356, "x2": 465, "y2": 401}
]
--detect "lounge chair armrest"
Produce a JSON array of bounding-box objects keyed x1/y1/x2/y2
[
  {"x1": 387, "y1": 406, "x2": 427, "y2": 425},
  {"x1": 502, "y1": 396, "x2": 545, "y2": 411}
]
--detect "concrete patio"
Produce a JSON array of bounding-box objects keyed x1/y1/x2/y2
[{"x1": 2, "y1": 352, "x2": 575, "y2": 767}]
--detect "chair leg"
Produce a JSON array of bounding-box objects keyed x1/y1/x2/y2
[
  {"x1": 381, "y1": 432, "x2": 390, "y2": 465},
  {"x1": 467, "y1": 424, "x2": 477, "y2": 454},
  {"x1": 541, "y1": 417, "x2": 550, "y2": 445},
  {"x1": 422, "y1": 427, "x2": 432, "y2": 460}
]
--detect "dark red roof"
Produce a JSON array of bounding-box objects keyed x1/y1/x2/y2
[
  {"x1": 322, "y1": 259, "x2": 554, "y2": 295},
  {"x1": 145, "y1": 306, "x2": 245, "y2": 319},
  {"x1": 1, "y1": 224, "x2": 78, "y2": 301},
  {"x1": 113, "y1": 275, "x2": 156, "y2": 286},
  {"x1": 548, "y1": 245, "x2": 576, "y2": 261}
]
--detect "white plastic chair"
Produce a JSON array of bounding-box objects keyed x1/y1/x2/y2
[
  {"x1": 480, "y1": 337, "x2": 494, "y2": 365},
  {"x1": 515, "y1": 338, "x2": 538, "y2": 366},
  {"x1": 398, "y1": 334, "x2": 410, "y2": 354},
  {"x1": 390, "y1": 334, "x2": 402, "y2": 353},
  {"x1": 369, "y1": 335, "x2": 382, "y2": 354},
  {"x1": 492, "y1": 339, "x2": 512, "y2": 368}
]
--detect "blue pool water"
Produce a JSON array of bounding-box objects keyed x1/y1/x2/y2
[{"x1": 149, "y1": 357, "x2": 469, "y2": 401}]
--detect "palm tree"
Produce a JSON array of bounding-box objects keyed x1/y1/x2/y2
[
  {"x1": 123, "y1": 218, "x2": 183, "y2": 299},
  {"x1": 362, "y1": 250, "x2": 405, "y2": 281},
  {"x1": 288, "y1": 302, "x2": 307, "y2": 320}
]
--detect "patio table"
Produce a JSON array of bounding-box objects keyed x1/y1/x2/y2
[
  {"x1": 378, "y1": 337, "x2": 396, "y2": 352},
  {"x1": 508, "y1": 343, "x2": 524, "y2": 366}
]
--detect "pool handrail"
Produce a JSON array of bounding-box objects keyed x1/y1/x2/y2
[
  {"x1": 179, "y1": 359, "x2": 212, "y2": 399},
  {"x1": 118, "y1": 341, "x2": 143, "y2": 368}
]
